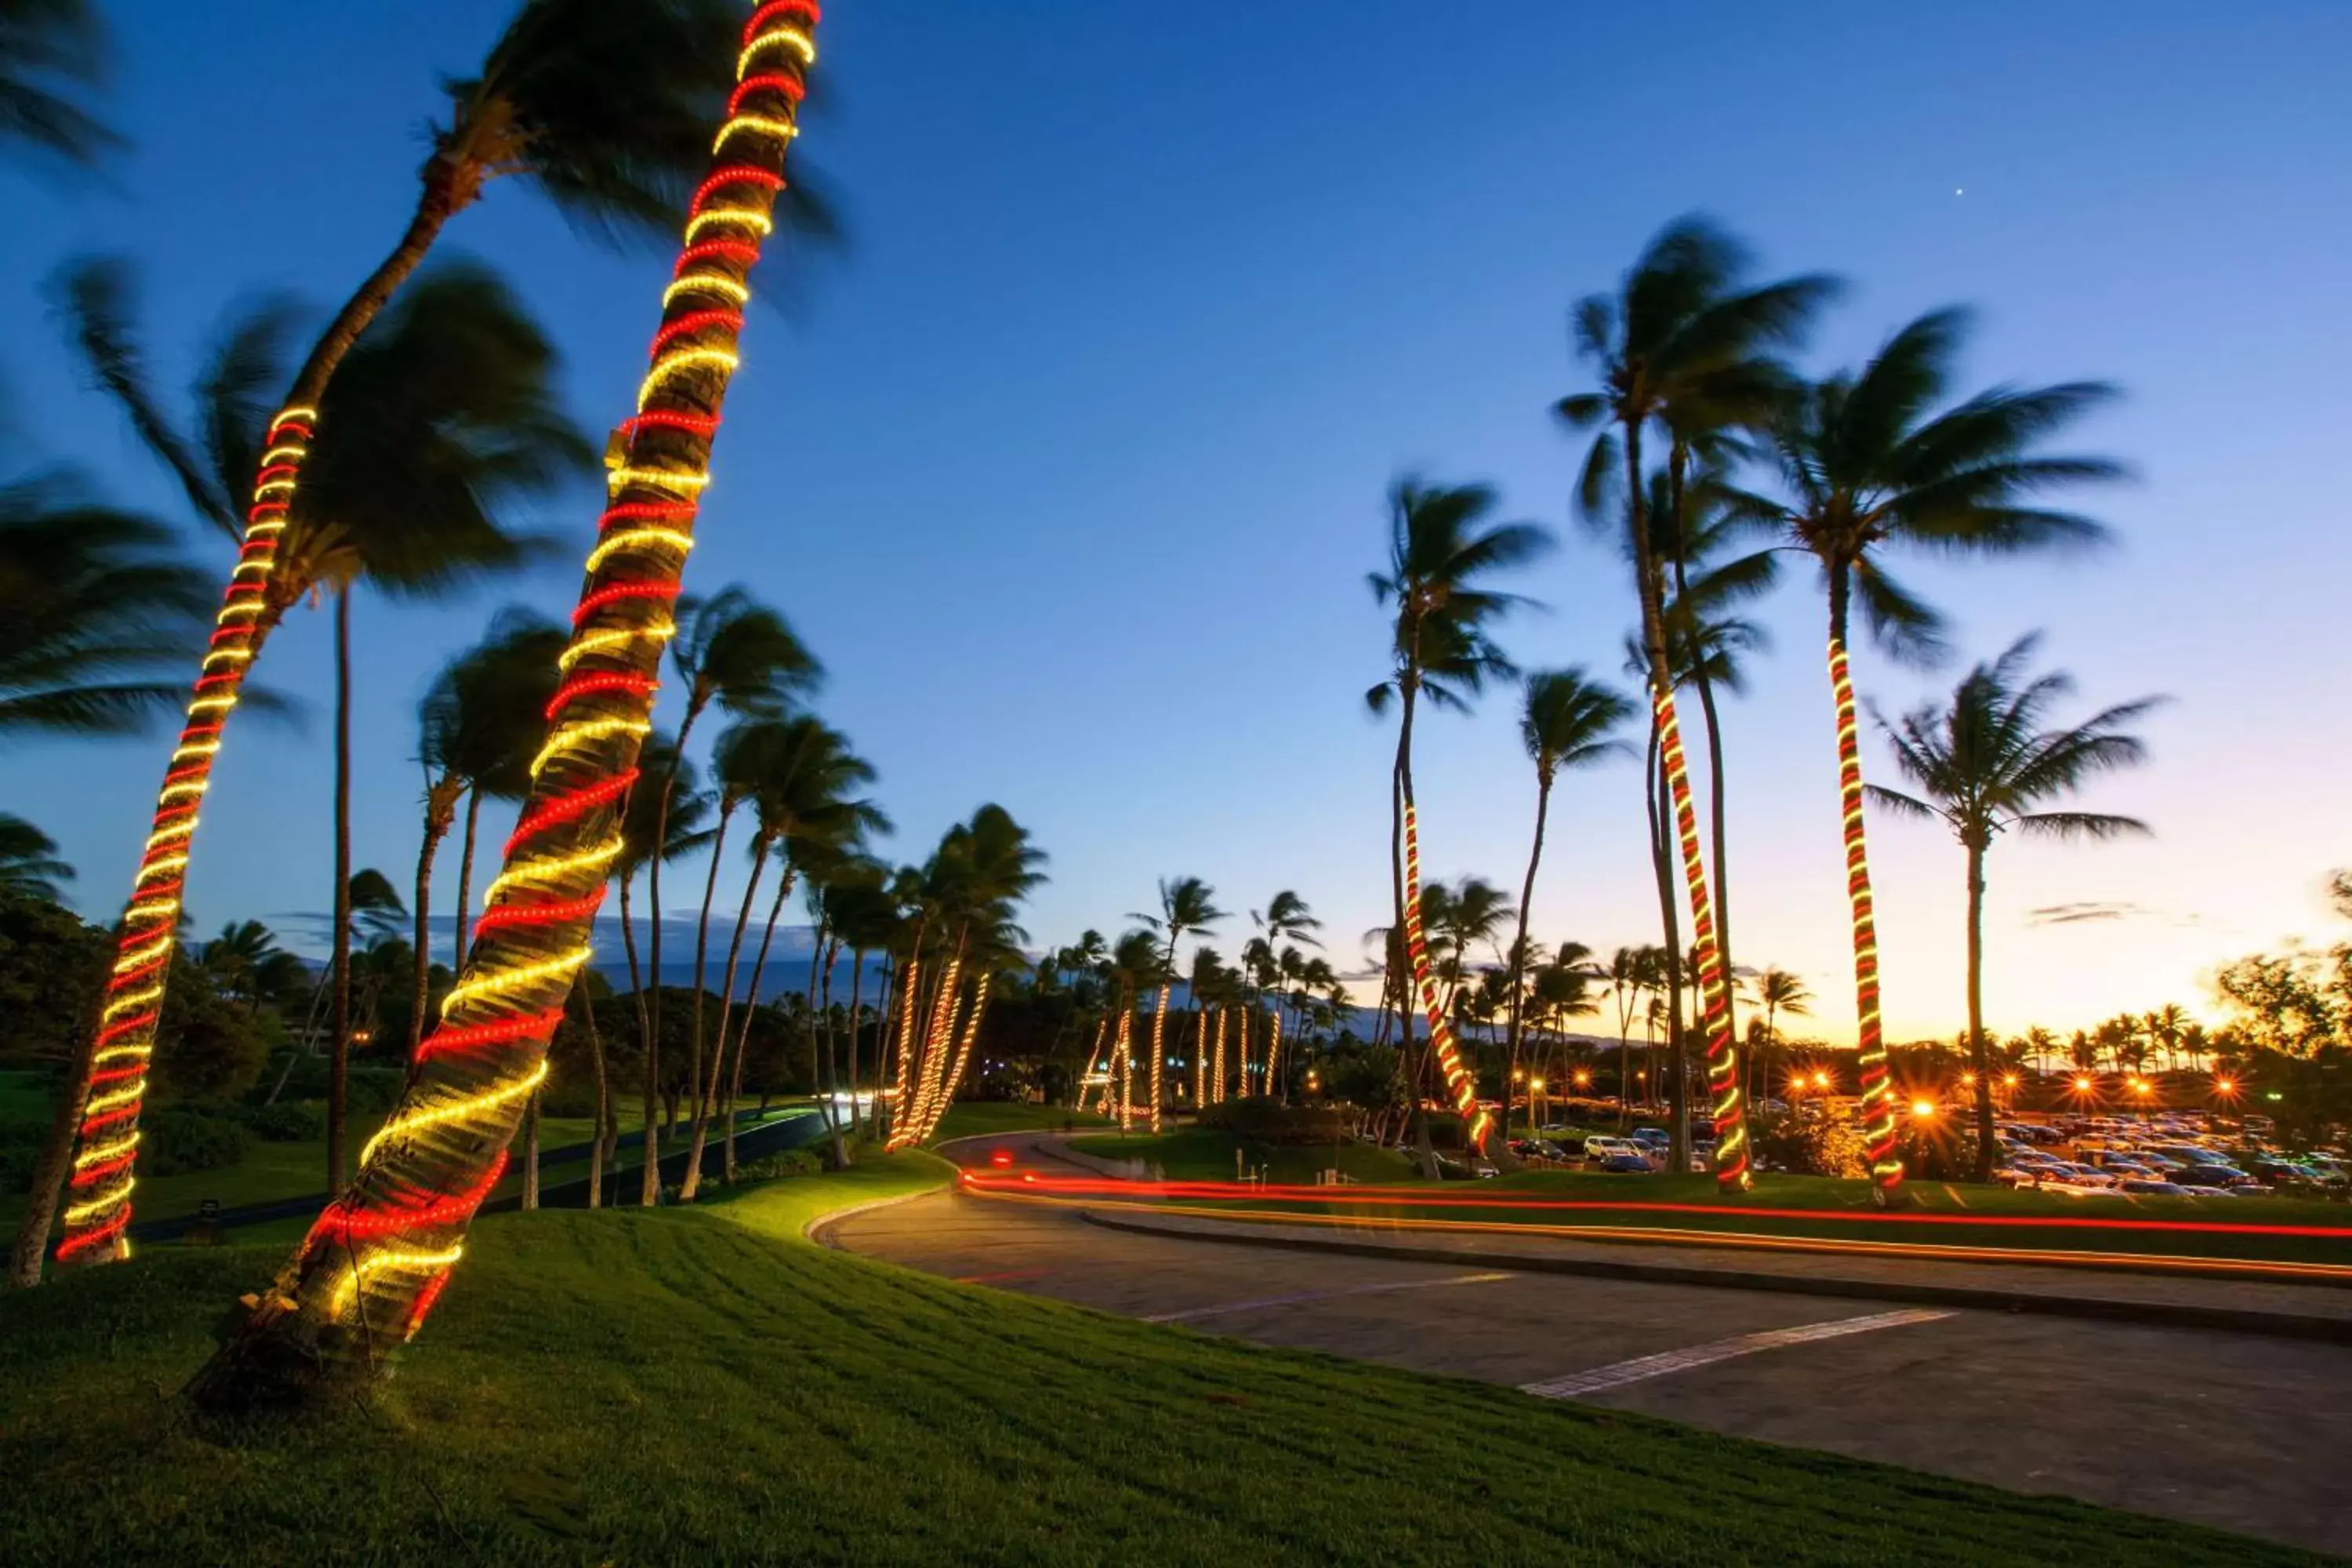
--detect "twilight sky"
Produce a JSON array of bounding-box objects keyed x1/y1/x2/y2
[{"x1": 6, "y1": 1, "x2": 2349, "y2": 1044}]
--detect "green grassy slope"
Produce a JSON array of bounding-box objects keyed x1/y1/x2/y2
[{"x1": 0, "y1": 1155, "x2": 2317, "y2": 1566}]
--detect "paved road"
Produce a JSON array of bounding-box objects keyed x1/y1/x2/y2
[{"x1": 829, "y1": 1134, "x2": 2352, "y2": 1558}]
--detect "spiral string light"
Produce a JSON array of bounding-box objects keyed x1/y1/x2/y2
[
  {"x1": 885, "y1": 957, "x2": 920, "y2": 1136},
  {"x1": 1234, "y1": 1007, "x2": 1249, "y2": 1097},
  {"x1": 1267, "y1": 1006, "x2": 1282, "y2": 1102},
  {"x1": 1401, "y1": 802, "x2": 1494, "y2": 1149},
  {"x1": 1653, "y1": 689, "x2": 1750, "y2": 1192},
  {"x1": 55, "y1": 407, "x2": 320, "y2": 1265},
  {"x1": 1210, "y1": 1005, "x2": 1226, "y2": 1104},
  {"x1": 917, "y1": 972, "x2": 992, "y2": 1143},
  {"x1": 1831, "y1": 638, "x2": 1902, "y2": 1189},
  {"x1": 1115, "y1": 1004, "x2": 1135, "y2": 1133},
  {"x1": 1192, "y1": 1006, "x2": 1207, "y2": 1107},
  {"x1": 207, "y1": 2, "x2": 822, "y2": 1366},
  {"x1": 1148, "y1": 984, "x2": 1170, "y2": 1134},
  {"x1": 892, "y1": 951, "x2": 962, "y2": 1149}
]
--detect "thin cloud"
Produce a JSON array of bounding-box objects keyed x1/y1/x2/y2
[{"x1": 2026, "y1": 902, "x2": 2143, "y2": 927}]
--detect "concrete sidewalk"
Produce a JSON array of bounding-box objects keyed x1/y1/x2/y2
[{"x1": 1082, "y1": 1205, "x2": 2352, "y2": 1342}]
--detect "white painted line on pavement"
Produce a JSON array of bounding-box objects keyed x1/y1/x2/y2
[
  {"x1": 1519, "y1": 1308, "x2": 1956, "y2": 1399},
  {"x1": 1145, "y1": 1270, "x2": 1512, "y2": 1323}
]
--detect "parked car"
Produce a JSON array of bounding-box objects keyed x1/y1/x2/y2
[
  {"x1": 2117, "y1": 1179, "x2": 2193, "y2": 1196},
  {"x1": 1435, "y1": 1154, "x2": 1501, "y2": 1181},
  {"x1": 1594, "y1": 1152, "x2": 1656, "y2": 1174},
  {"x1": 2174, "y1": 1163, "x2": 2259, "y2": 1191}
]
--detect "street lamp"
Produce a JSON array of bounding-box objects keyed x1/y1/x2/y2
[
  {"x1": 1813, "y1": 1070, "x2": 1831, "y2": 1091},
  {"x1": 1910, "y1": 1098, "x2": 1938, "y2": 1120}
]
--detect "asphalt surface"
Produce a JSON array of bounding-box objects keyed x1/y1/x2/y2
[{"x1": 828, "y1": 1133, "x2": 2352, "y2": 1558}]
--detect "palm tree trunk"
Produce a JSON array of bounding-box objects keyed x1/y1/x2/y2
[
  {"x1": 50, "y1": 157, "x2": 472, "y2": 1272},
  {"x1": 887, "y1": 953, "x2": 920, "y2": 1132},
  {"x1": 1149, "y1": 982, "x2": 1171, "y2": 1135},
  {"x1": 644, "y1": 699, "x2": 706, "y2": 1127},
  {"x1": 451, "y1": 786, "x2": 482, "y2": 972},
  {"x1": 1966, "y1": 838, "x2": 1997, "y2": 1181},
  {"x1": 724, "y1": 867, "x2": 794, "y2": 1180},
  {"x1": 328, "y1": 590, "x2": 355, "y2": 1192},
  {"x1": 680, "y1": 825, "x2": 757, "y2": 1202},
  {"x1": 620, "y1": 868, "x2": 659, "y2": 1207},
  {"x1": 186, "y1": 18, "x2": 822, "y2": 1400},
  {"x1": 521, "y1": 1091, "x2": 540, "y2": 1210},
  {"x1": 1628, "y1": 423, "x2": 1747, "y2": 1192},
  {"x1": 1828, "y1": 571, "x2": 1902, "y2": 1196},
  {"x1": 572, "y1": 978, "x2": 608, "y2": 1209},
  {"x1": 848, "y1": 948, "x2": 868, "y2": 1139},
  {"x1": 1502, "y1": 772, "x2": 1553, "y2": 1167},
  {"x1": 818, "y1": 935, "x2": 847, "y2": 1167},
  {"x1": 930, "y1": 972, "x2": 993, "y2": 1138},
  {"x1": 1114, "y1": 995, "x2": 1135, "y2": 1134},
  {"x1": 408, "y1": 779, "x2": 460, "y2": 1062},
  {"x1": 1394, "y1": 679, "x2": 1487, "y2": 1167}
]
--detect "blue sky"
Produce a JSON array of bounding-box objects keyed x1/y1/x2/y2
[{"x1": 7, "y1": 1, "x2": 2350, "y2": 1043}]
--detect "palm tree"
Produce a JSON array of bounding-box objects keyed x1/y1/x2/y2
[
  {"x1": 1504, "y1": 668, "x2": 1633, "y2": 1123},
  {"x1": 1367, "y1": 477, "x2": 1551, "y2": 1164},
  {"x1": 0, "y1": 454, "x2": 211, "y2": 742},
  {"x1": 53, "y1": 255, "x2": 590, "y2": 1215},
  {"x1": 0, "y1": 814, "x2": 71, "y2": 901},
  {"x1": 1100, "y1": 928, "x2": 1164, "y2": 1134},
  {"x1": 644, "y1": 585, "x2": 819, "y2": 1151},
  {"x1": 613, "y1": 735, "x2": 710, "y2": 1206},
  {"x1": 2145, "y1": 1004, "x2": 2187, "y2": 1075},
  {"x1": 1869, "y1": 635, "x2": 2159, "y2": 1178},
  {"x1": 1749, "y1": 967, "x2": 1810, "y2": 1105},
  {"x1": 1133, "y1": 877, "x2": 1225, "y2": 1133},
  {"x1": 411, "y1": 611, "x2": 568, "y2": 1058},
  {"x1": 1726, "y1": 309, "x2": 2123, "y2": 1194},
  {"x1": 1557, "y1": 216, "x2": 1835, "y2": 1191},
  {"x1": 191, "y1": 8, "x2": 819, "y2": 1388},
  {"x1": 55, "y1": 0, "x2": 826, "y2": 1270},
  {"x1": 691, "y1": 715, "x2": 882, "y2": 1191},
  {"x1": 0, "y1": 0, "x2": 117, "y2": 166}
]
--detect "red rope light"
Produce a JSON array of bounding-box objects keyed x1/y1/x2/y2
[
  {"x1": 652, "y1": 309, "x2": 748, "y2": 355},
  {"x1": 746, "y1": 0, "x2": 822, "y2": 34},
  {"x1": 689, "y1": 166, "x2": 783, "y2": 212},
  {"x1": 1652, "y1": 690, "x2": 1750, "y2": 1192},
  {"x1": 1831, "y1": 638, "x2": 1901, "y2": 1189},
  {"x1": 728, "y1": 72, "x2": 805, "y2": 115},
  {"x1": 572, "y1": 580, "x2": 680, "y2": 626},
  {"x1": 543, "y1": 673, "x2": 658, "y2": 722},
  {"x1": 470, "y1": 893, "x2": 606, "y2": 941},
  {"x1": 673, "y1": 240, "x2": 760, "y2": 277},
  {"x1": 502, "y1": 770, "x2": 639, "y2": 857},
  {"x1": 312, "y1": 1153, "x2": 510, "y2": 1242}
]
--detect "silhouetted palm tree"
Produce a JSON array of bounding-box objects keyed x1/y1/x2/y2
[
  {"x1": 0, "y1": 813, "x2": 71, "y2": 900},
  {"x1": 412, "y1": 610, "x2": 567, "y2": 1053},
  {"x1": 1504, "y1": 667, "x2": 1633, "y2": 1123},
  {"x1": 1870, "y1": 634, "x2": 2159, "y2": 1178},
  {"x1": 0, "y1": 0, "x2": 117, "y2": 166},
  {"x1": 1367, "y1": 477, "x2": 1550, "y2": 1163},
  {"x1": 1557, "y1": 216, "x2": 1835, "y2": 1189},
  {"x1": 1133, "y1": 877, "x2": 1224, "y2": 1132},
  {"x1": 644, "y1": 585, "x2": 819, "y2": 1132},
  {"x1": 0, "y1": 453, "x2": 210, "y2": 741},
  {"x1": 1748, "y1": 967, "x2": 1810, "y2": 1105}
]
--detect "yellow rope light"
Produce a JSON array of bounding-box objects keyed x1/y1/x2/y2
[
  {"x1": 100, "y1": 985, "x2": 165, "y2": 1023},
  {"x1": 481, "y1": 839, "x2": 624, "y2": 908},
  {"x1": 636, "y1": 347, "x2": 742, "y2": 406},
  {"x1": 63, "y1": 1177, "x2": 136, "y2": 1227},
  {"x1": 557, "y1": 623, "x2": 674, "y2": 672},
  {"x1": 437, "y1": 946, "x2": 591, "y2": 1017},
  {"x1": 604, "y1": 465, "x2": 714, "y2": 496},
  {"x1": 330, "y1": 1243, "x2": 466, "y2": 1315},
  {"x1": 713, "y1": 114, "x2": 799, "y2": 152},
  {"x1": 737, "y1": 25, "x2": 816, "y2": 74},
  {"x1": 528, "y1": 719, "x2": 652, "y2": 779},
  {"x1": 683, "y1": 207, "x2": 773, "y2": 245},
  {"x1": 662, "y1": 274, "x2": 752, "y2": 310},
  {"x1": 585, "y1": 527, "x2": 695, "y2": 573},
  {"x1": 82, "y1": 1083, "x2": 145, "y2": 1119},
  {"x1": 111, "y1": 935, "x2": 172, "y2": 975},
  {"x1": 358, "y1": 1061, "x2": 550, "y2": 1167}
]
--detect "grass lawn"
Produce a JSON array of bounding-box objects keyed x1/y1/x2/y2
[
  {"x1": 0, "y1": 1155, "x2": 2314, "y2": 1566},
  {"x1": 930, "y1": 1101, "x2": 1114, "y2": 1142},
  {"x1": 1161, "y1": 1167, "x2": 2352, "y2": 1269},
  {"x1": 1074, "y1": 1127, "x2": 1418, "y2": 1185}
]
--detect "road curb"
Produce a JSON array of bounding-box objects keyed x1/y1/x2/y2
[
  {"x1": 803, "y1": 1174, "x2": 953, "y2": 1249},
  {"x1": 1080, "y1": 1209, "x2": 2352, "y2": 1345}
]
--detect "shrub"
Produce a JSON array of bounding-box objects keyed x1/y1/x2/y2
[
  {"x1": 230, "y1": 1100, "x2": 327, "y2": 1142},
  {"x1": 1195, "y1": 1099, "x2": 1346, "y2": 1145},
  {"x1": 0, "y1": 1115, "x2": 50, "y2": 1194},
  {"x1": 143, "y1": 1108, "x2": 252, "y2": 1178},
  {"x1": 1751, "y1": 1106, "x2": 1868, "y2": 1178},
  {"x1": 733, "y1": 1148, "x2": 823, "y2": 1184}
]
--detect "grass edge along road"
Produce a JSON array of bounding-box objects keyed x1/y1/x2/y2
[
  {"x1": 1057, "y1": 1131, "x2": 2352, "y2": 1273},
  {"x1": 2, "y1": 1154, "x2": 2321, "y2": 1566}
]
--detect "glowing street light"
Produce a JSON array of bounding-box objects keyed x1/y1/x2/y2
[
  {"x1": 1813, "y1": 1071, "x2": 1831, "y2": 1090},
  {"x1": 1910, "y1": 1098, "x2": 1939, "y2": 1120},
  {"x1": 1573, "y1": 1069, "x2": 1592, "y2": 1089},
  {"x1": 2073, "y1": 1076, "x2": 2094, "y2": 1094},
  {"x1": 2215, "y1": 1076, "x2": 2237, "y2": 1094}
]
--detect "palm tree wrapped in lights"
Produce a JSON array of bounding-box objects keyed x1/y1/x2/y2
[
  {"x1": 187, "y1": 1, "x2": 825, "y2": 1406},
  {"x1": 1367, "y1": 478, "x2": 1552, "y2": 1165}
]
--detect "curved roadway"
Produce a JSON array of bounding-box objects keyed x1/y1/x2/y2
[{"x1": 827, "y1": 1131, "x2": 2352, "y2": 1557}]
